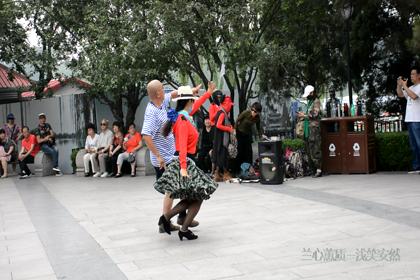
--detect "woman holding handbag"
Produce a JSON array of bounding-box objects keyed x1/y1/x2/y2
[{"x1": 115, "y1": 123, "x2": 142, "y2": 177}]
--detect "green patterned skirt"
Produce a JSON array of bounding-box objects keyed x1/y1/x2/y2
[{"x1": 154, "y1": 158, "x2": 218, "y2": 200}]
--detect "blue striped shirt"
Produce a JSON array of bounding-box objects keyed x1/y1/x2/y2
[{"x1": 141, "y1": 93, "x2": 175, "y2": 167}]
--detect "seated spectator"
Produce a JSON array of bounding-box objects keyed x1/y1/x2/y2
[
  {"x1": 115, "y1": 123, "x2": 142, "y2": 178},
  {"x1": 18, "y1": 126, "x2": 40, "y2": 179},
  {"x1": 34, "y1": 113, "x2": 62, "y2": 176},
  {"x1": 0, "y1": 128, "x2": 16, "y2": 178},
  {"x1": 83, "y1": 123, "x2": 99, "y2": 177},
  {"x1": 3, "y1": 113, "x2": 20, "y2": 173},
  {"x1": 107, "y1": 122, "x2": 124, "y2": 177},
  {"x1": 95, "y1": 119, "x2": 114, "y2": 178},
  {"x1": 197, "y1": 115, "x2": 214, "y2": 173},
  {"x1": 3, "y1": 113, "x2": 21, "y2": 143}
]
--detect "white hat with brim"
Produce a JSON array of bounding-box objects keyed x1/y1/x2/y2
[
  {"x1": 172, "y1": 86, "x2": 199, "y2": 102},
  {"x1": 303, "y1": 85, "x2": 315, "y2": 98}
]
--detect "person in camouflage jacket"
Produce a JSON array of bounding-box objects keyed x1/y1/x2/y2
[{"x1": 298, "y1": 85, "x2": 322, "y2": 177}]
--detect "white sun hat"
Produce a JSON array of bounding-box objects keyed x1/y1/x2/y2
[
  {"x1": 172, "y1": 86, "x2": 199, "y2": 101},
  {"x1": 303, "y1": 85, "x2": 315, "y2": 98}
]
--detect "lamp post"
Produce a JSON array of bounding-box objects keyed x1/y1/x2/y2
[{"x1": 341, "y1": 1, "x2": 353, "y2": 108}]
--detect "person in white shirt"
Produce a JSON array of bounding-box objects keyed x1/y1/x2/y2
[
  {"x1": 397, "y1": 65, "x2": 420, "y2": 174},
  {"x1": 83, "y1": 123, "x2": 99, "y2": 177},
  {"x1": 94, "y1": 119, "x2": 114, "y2": 178}
]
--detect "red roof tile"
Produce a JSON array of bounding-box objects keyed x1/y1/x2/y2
[
  {"x1": 21, "y1": 78, "x2": 91, "y2": 98},
  {"x1": 43, "y1": 78, "x2": 91, "y2": 93},
  {"x1": 0, "y1": 64, "x2": 31, "y2": 89}
]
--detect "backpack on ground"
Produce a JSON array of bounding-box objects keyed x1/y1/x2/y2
[{"x1": 284, "y1": 149, "x2": 310, "y2": 178}]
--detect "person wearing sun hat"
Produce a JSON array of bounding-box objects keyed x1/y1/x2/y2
[
  {"x1": 155, "y1": 81, "x2": 218, "y2": 241},
  {"x1": 143, "y1": 80, "x2": 203, "y2": 234},
  {"x1": 297, "y1": 85, "x2": 322, "y2": 178}
]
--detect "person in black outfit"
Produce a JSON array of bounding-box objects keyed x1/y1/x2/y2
[
  {"x1": 197, "y1": 115, "x2": 214, "y2": 173},
  {"x1": 234, "y1": 102, "x2": 263, "y2": 174},
  {"x1": 107, "y1": 121, "x2": 124, "y2": 177}
]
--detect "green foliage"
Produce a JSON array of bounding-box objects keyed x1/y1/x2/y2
[
  {"x1": 154, "y1": 0, "x2": 282, "y2": 114},
  {"x1": 260, "y1": 0, "x2": 420, "y2": 117},
  {"x1": 0, "y1": 0, "x2": 28, "y2": 72},
  {"x1": 71, "y1": 0, "x2": 175, "y2": 127},
  {"x1": 282, "y1": 138, "x2": 305, "y2": 151},
  {"x1": 283, "y1": 133, "x2": 412, "y2": 171},
  {"x1": 375, "y1": 132, "x2": 412, "y2": 171},
  {"x1": 408, "y1": 16, "x2": 420, "y2": 54},
  {"x1": 2, "y1": 0, "x2": 419, "y2": 121}
]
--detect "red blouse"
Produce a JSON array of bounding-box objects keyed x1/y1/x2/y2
[
  {"x1": 215, "y1": 97, "x2": 234, "y2": 132},
  {"x1": 216, "y1": 112, "x2": 233, "y2": 133},
  {"x1": 209, "y1": 103, "x2": 219, "y2": 126},
  {"x1": 173, "y1": 91, "x2": 211, "y2": 169}
]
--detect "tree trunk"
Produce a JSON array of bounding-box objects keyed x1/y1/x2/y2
[
  {"x1": 239, "y1": 87, "x2": 247, "y2": 113},
  {"x1": 82, "y1": 94, "x2": 91, "y2": 126},
  {"x1": 124, "y1": 87, "x2": 146, "y2": 130},
  {"x1": 125, "y1": 102, "x2": 139, "y2": 130},
  {"x1": 108, "y1": 95, "x2": 124, "y2": 127}
]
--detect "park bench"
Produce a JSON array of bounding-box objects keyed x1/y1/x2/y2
[
  {"x1": 4, "y1": 151, "x2": 56, "y2": 177},
  {"x1": 75, "y1": 146, "x2": 155, "y2": 176}
]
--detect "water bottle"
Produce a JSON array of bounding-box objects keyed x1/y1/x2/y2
[
  {"x1": 361, "y1": 100, "x2": 367, "y2": 116},
  {"x1": 331, "y1": 100, "x2": 337, "y2": 118},
  {"x1": 357, "y1": 100, "x2": 362, "y2": 116},
  {"x1": 343, "y1": 103, "x2": 349, "y2": 117},
  {"x1": 337, "y1": 101, "x2": 342, "y2": 117}
]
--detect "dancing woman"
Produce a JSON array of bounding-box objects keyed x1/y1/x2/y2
[
  {"x1": 212, "y1": 93, "x2": 234, "y2": 182},
  {"x1": 155, "y1": 82, "x2": 218, "y2": 241}
]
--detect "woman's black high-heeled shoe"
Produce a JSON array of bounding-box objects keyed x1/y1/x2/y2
[
  {"x1": 178, "y1": 229, "x2": 198, "y2": 241},
  {"x1": 158, "y1": 215, "x2": 171, "y2": 235}
]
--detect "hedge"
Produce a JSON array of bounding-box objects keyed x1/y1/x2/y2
[
  {"x1": 375, "y1": 132, "x2": 412, "y2": 171},
  {"x1": 282, "y1": 132, "x2": 412, "y2": 171},
  {"x1": 282, "y1": 138, "x2": 305, "y2": 151}
]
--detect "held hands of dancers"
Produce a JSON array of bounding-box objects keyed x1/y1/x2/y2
[
  {"x1": 192, "y1": 84, "x2": 202, "y2": 96},
  {"x1": 191, "y1": 81, "x2": 216, "y2": 97},
  {"x1": 157, "y1": 155, "x2": 166, "y2": 170},
  {"x1": 208, "y1": 81, "x2": 216, "y2": 94},
  {"x1": 180, "y1": 168, "x2": 189, "y2": 178}
]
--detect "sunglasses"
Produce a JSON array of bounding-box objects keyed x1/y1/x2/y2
[{"x1": 101, "y1": 123, "x2": 107, "y2": 126}]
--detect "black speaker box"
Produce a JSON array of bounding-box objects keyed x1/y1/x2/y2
[{"x1": 258, "y1": 140, "x2": 284, "y2": 185}]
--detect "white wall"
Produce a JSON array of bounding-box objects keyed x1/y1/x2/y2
[{"x1": 0, "y1": 85, "x2": 89, "y2": 174}]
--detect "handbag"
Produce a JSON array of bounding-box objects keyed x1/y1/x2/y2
[
  {"x1": 228, "y1": 132, "x2": 238, "y2": 159},
  {"x1": 296, "y1": 118, "x2": 304, "y2": 139},
  {"x1": 127, "y1": 153, "x2": 136, "y2": 163}
]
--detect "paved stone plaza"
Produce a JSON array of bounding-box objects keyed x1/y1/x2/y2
[{"x1": 0, "y1": 173, "x2": 420, "y2": 280}]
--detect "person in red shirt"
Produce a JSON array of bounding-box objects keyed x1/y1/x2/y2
[
  {"x1": 155, "y1": 82, "x2": 218, "y2": 241},
  {"x1": 213, "y1": 95, "x2": 235, "y2": 182},
  {"x1": 115, "y1": 123, "x2": 142, "y2": 177},
  {"x1": 208, "y1": 100, "x2": 219, "y2": 126},
  {"x1": 18, "y1": 126, "x2": 40, "y2": 178}
]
